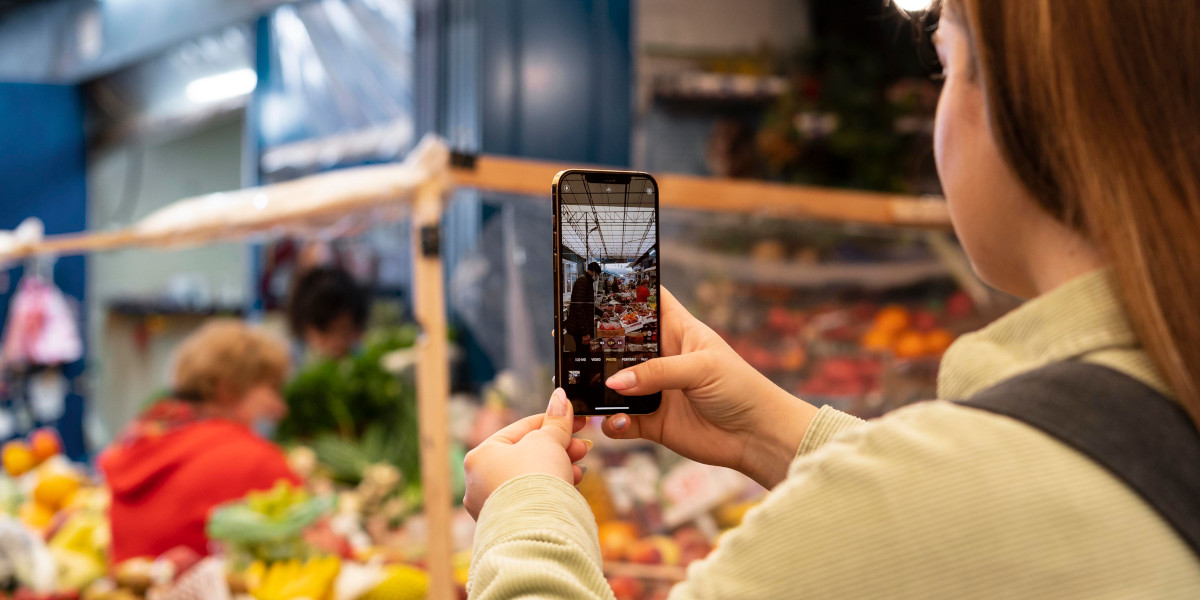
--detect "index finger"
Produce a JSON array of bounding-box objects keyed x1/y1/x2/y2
[{"x1": 658, "y1": 287, "x2": 696, "y2": 355}]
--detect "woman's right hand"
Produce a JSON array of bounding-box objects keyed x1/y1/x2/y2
[{"x1": 601, "y1": 288, "x2": 818, "y2": 488}]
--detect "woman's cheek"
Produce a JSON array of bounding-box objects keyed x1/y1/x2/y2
[
  {"x1": 933, "y1": 85, "x2": 957, "y2": 196},
  {"x1": 934, "y1": 82, "x2": 983, "y2": 230}
]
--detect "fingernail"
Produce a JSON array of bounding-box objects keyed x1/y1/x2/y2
[
  {"x1": 581, "y1": 439, "x2": 594, "y2": 452},
  {"x1": 607, "y1": 371, "x2": 637, "y2": 390},
  {"x1": 612, "y1": 415, "x2": 629, "y2": 429},
  {"x1": 548, "y1": 388, "x2": 568, "y2": 417}
]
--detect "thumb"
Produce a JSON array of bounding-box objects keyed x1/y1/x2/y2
[
  {"x1": 605, "y1": 352, "x2": 711, "y2": 396},
  {"x1": 539, "y1": 388, "x2": 575, "y2": 447}
]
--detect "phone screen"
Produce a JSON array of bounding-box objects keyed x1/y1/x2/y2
[{"x1": 555, "y1": 171, "x2": 662, "y2": 414}]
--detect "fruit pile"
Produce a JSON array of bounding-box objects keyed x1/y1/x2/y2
[
  {"x1": 78, "y1": 551, "x2": 429, "y2": 600},
  {"x1": 0, "y1": 438, "x2": 436, "y2": 600},
  {"x1": 4, "y1": 430, "x2": 93, "y2": 532},
  {"x1": 245, "y1": 556, "x2": 341, "y2": 600},
  {"x1": 0, "y1": 430, "x2": 110, "y2": 599},
  {"x1": 599, "y1": 522, "x2": 716, "y2": 600},
  {"x1": 799, "y1": 356, "x2": 883, "y2": 398},
  {"x1": 596, "y1": 322, "x2": 625, "y2": 337},
  {"x1": 206, "y1": 481, "x2": 336, "y2": 567},
  {"x1": 859, "y1": 301, "x2": 963, "y2": 360}
]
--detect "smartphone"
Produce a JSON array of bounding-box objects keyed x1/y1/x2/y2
[{"x1": 554, "y1": 169, "x2": 662, "y2": 415}]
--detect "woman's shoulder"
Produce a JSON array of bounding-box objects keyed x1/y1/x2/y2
[
  {"x1": 812, "y1": 398, "x2": 1125, "y2": 475},
  {"x1": 764, "y1": 400, "x2": 1200, "y2": 594},
  {"x1": 784, "y1": 398, "x2": 1170, "y2": 539},
  {"x1": 792, "y1": 400, "x2": 1077, "y2": 482}
]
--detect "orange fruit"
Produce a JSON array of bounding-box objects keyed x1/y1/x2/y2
[
  {"x1": 2, "y1": 442, "x2": 35, "y2": 477},
  {"x1": 780, "y1": 346, "x2": 808, "y2": 371},
  {"x1": 892, "y1": 330, "x2": 928, "y2": 359},
  {"x1": 598, "y1": 521, "x2": 639, "y2": 561},
  {"x1": 34, "y1": 473, "x2": 81, "y2": 510},
  {"x1": 924, "y1": 329, "x2": 956, "y2": 355},
  {"x1": 30, "y1": 429, "x2": 61, "y2": 464},
  {"x1": 860, "y1": 327, "x2": 895, "y2": 352},
  {"x1": 18, "y1": 502, "x2": 55, "y2": 530},
  {"x1": 873, "y1": 305, "x2": 912, "y2": 334}
]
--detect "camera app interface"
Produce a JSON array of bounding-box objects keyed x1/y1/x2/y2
[{"x1": 559, "y1": 173, "x2": 660, "y2": 409}]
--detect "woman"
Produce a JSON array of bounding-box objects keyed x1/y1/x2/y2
[
  {"x1": 100, "y1": 320, "x2": 299, "y2": 562},
  {"x1": 635, "y1": 279, "x2": 651, "y2": 304},
  {"x1": 287, "y1": 266, "x2": 369, "y2": 361},
  {"x1": 463, "y1": 0, "x2": 1200, "y2": 597}
]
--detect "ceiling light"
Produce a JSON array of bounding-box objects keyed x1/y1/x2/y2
[
  {"x1": 893, "y1": 0, "x2": 934, "y2": 11},
  {"x1": 186, "y1": 68, "x2": 258, "y2": 104}
]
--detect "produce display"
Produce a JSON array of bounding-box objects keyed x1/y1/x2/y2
[
  {"x1": 593, "y1": 299, "x2": 659, "y2": 354},
  {"x1": 207, "y1": 482, "x2": 336, "y2": 567},
  {"x1": 664, "y1": 219, "x2": 1014, "y2": 419},
  {"x1": 0, "y1": 429, "x2": 106, "y2": 599},
  {"x1": 573, "y1": 435, "x2": 762, "y2": 600},
  {"x1": 0, "y1": 420, "x2": 446, "y2": 600},
  {"x1": 280, "y1": 326, "x2": 422, "y2": 485}
]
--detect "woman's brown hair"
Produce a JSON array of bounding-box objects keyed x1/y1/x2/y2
[
  {"x1": 939, "y1": 0, "x2": 1200, "y2": 426},
  {"x1": 172, "y1": 319, "x2": 290, "y2": 404}
]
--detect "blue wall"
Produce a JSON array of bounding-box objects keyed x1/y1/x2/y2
[
  {"x1": 481, "y1": 0, "x2": 631, "y2": 165},
  {"x1": 0, "y1": 83, "x2": 89, "y2": 460},
  {"x1": 423, "y1": 0, "x2": 632, "y2": 388}
]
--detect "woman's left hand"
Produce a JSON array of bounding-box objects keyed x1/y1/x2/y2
[{"x1": 463, "y1": 388, "x2": 592, "y2": 519}]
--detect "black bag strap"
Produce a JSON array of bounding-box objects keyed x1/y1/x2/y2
[{"x1": 957, "y1": 361, "x2": 1200, "y2": 558}]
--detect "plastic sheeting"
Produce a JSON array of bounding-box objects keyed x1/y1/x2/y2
[
  {"x1": 257, "y1": 0, "x2": 416, "y2": 180},
  {"x1": 448, "y1": 197, "x2": 556, "y2": 412},
  {"x1": 128, "y1": 134, "x2": 447, "y2": 249}
]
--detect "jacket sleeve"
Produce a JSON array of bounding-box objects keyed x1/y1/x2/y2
[
  {"x1": 469, "y1": 400, "x2": 1200, "y2": 599},
  {"x1": 796, "y1": 405, "x2": 866, "y2": 455},
  {"x1": 468, "y1": 475, "x2": 615, "y2": 600},
  {"x1": 466, "y1": 407, "x2": 864, "y2": 600}
]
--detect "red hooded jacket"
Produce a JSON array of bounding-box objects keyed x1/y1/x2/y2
[{"x1": 99, "y1": 402, "x2": 299, "y2": 562}]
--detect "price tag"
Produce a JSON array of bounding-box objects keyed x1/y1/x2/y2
[{"x1": 661, "y1": 461, "x2": 746, "y2": 528}]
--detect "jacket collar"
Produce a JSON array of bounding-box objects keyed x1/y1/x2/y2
[{"x1": 938, "y1": 269, "x2": 1154, "y2": 399}]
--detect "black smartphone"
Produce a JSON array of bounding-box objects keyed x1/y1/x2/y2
[{"x1": 553, "y1": 169, "x2": 662, "y2": 415}]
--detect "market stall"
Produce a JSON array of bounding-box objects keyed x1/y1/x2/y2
[{"x1": 0, "y1": 135, "x2": 958, "y2": 599}]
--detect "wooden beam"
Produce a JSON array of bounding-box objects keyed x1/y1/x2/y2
[
  {"x1": 450, "y1": 154, "x2": 952, "y2": 228},
  {"x1": 1, "y1": 152, "x2": 950, "y2": 262},
  {"x1": 412, "y1": 182, "x2": 455, "y2": 600}
]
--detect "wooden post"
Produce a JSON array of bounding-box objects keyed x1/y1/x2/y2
[{"x1": 412, "y1": 181, "x2": 455, "y2": 600}]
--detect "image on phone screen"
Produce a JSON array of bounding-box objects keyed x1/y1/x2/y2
[{"x1": 556, "y1": 171, "x2": 661, "y2": 414}]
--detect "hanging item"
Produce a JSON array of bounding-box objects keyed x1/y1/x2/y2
[
  {"x1": 0, "y1": 218, "x2": 45, "y2": 269},
  {"x1": 0, "y1": 409, "x2": 14, "y2": 441},
  {"x1": 2, "y1": 274, "x2": 83, "y2": 367},
  {"x1": 28, "y1": 370, "x2": 68, "y2": 424}
]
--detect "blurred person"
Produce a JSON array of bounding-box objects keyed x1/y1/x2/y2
[
  {"x1": 287, "y1": 266, "x2": 369, "y2": 361},
  {"x1": 100, "y1": 320, "x2": 299, "y2": 562},
  {"x1": 463, "y1": 0, "x2": 1200, "y2": 598},
  {"x1": 635, "y1": 279, "x2": 651, "y2": 304},
  {"x1": 565, "y1": 262, "x2": 602, "y2": 352}
]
